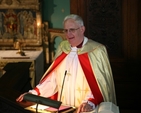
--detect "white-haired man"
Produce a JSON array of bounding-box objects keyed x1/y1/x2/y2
[{"x1": 16, "y1": 14, "x2": 117, "y2": 113}]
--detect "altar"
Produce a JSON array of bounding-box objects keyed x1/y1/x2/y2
[{"x1": 0, "y1": 50, "x2": 44, "y2": 88}]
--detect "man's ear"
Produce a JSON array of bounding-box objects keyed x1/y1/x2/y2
[{"x1": 81, "y1": 26, "x2": 85, "y2": 33}]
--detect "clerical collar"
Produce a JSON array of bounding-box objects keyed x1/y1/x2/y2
[{"x1": 76, "y1": 40, "x2": 84, "y2": 48}]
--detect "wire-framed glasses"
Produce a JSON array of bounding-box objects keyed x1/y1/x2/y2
[{"x1": 63, "y1": 27, "x2": 80, "y2": 34}]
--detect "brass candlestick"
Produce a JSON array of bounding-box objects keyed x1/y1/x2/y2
[{"x1": 14, "y1": 41, "x2": 25, "y2": 56}]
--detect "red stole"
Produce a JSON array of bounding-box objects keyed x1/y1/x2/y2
[
  {"x1": 78, "y1": 53, "x2": 103, "y2": 105},
  {"x1": 39, "y1": 53, "x2": 67, "y2": 100},
  {"x1": 40, "y1": 53, "x2": 67, "y2": 83},
  {"x1": 40, "y1": 52, "x2": 103, "y2": 105}
]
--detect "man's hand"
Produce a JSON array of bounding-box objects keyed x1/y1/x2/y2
[
  {"x1": 16, "y1": 92, "x2": 28, "y2": 102},
  {"x1": 77, "y1": 102, "x2": 94, "y2": 113}
]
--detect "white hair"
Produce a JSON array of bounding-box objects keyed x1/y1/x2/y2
[{"x1": 63, "y1": 14, "x2": 84, "y2": 26}]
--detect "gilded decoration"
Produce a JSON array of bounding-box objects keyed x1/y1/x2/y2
[{"x1": 0, "y1": 0, "x2": 42, "y2": 46}]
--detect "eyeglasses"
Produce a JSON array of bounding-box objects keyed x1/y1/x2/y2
[{"x1": 63, "y1": 27, "x2": 80, "y2": 34}]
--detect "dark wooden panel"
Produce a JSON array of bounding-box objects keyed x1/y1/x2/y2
[
  {"x1": 87, "y1": 0, "x2": 122, "y2": 57},
  {"x1": 122, "y1": 0, "x2": 139, "y2": 60},
  {"x1": 70, "y1": 0, "x2": 88, "y2": 36}
]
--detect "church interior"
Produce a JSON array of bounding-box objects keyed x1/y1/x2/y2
[{"x1": 0, "y1": 0, "x2": 141, "y2": 113}]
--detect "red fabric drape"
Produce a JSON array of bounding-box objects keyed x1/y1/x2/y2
[
  {"x1": 78, "y1": 53, "x2": 103, "y2": 105},
  {"x1": 40, "y1": 53, "x2": 67, "y2": 83}
]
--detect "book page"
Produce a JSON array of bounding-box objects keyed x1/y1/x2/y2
[
  {"x1": 79, "y1": 102, "x2": 119, "y2": 113},
  {"x1": 98, "y1": 102, "x2": 119, "y2": 113}
]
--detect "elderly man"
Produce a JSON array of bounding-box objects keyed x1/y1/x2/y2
[{"x1": 16, "y1": 14, "x2": 117, "y2": 113}]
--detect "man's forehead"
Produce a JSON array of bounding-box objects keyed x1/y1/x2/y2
[{"x1": 64, "y1": 21, "x2": 79, "y2": 28}]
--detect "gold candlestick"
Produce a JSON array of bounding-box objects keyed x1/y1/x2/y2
[{"x1": 14, "y1": 41, "x2": 25, "y2": 56}]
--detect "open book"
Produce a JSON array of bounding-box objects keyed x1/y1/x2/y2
[{"x1": 82, "y1": 102, "x2": 119, "y2": 113}]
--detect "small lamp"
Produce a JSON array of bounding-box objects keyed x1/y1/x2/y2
[{"x1": 23, "y1": 94, "x2": 62, "y2": 112}]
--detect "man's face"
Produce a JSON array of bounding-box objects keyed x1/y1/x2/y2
[{"x1": 63, "y1": 19, "x2": 85, "y2": 47}]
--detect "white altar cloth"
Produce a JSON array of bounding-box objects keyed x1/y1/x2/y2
[{"x1": 0, "y1": 50, "x2": 44, "y2": 87}]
